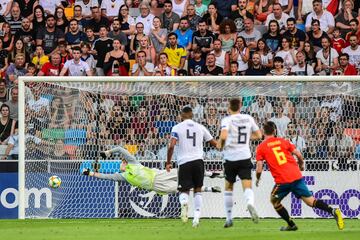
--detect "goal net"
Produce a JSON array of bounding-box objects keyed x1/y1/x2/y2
[{"x1": 18, "y1": 76, "x2": 360, "y2": 219}]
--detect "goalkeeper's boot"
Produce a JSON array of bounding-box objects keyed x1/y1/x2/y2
[
  {"x1": 247, "y1": 204, "x2": 259, "y2": 224},
  {"x1": 223, "y1": 219, "x2": 233, "y2": 228},
  {"x1": 192, "y1": 218, "x2": 199, "y2": 228},
  {"x1": 280, "y1": 225, "x2": 298, "y2": 231},
  {"x1": 180, "y1": 204, "x2": 188, "y2": 223},
  {"x1": 211, "y1": 186, "x2": 221, "y2": 193},
  {"x1": 333, "y1": 208, "x2": 344, "y2": 230}
]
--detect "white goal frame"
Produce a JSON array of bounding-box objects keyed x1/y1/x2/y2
[{"x1": 18, "y1": 75, "x2": 360, "y2": 219}]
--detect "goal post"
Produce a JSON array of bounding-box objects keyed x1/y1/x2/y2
[{"x1": 18, "y1": 76, "x2": 360, "y2": 219}]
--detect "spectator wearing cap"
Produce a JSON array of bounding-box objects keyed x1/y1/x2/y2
[
  {"x1": 163, "y1": 32, "x2": 187, "y2": 70},
  {"x1": 36, "y1": 14, "x2": 65, "y2": 55},
  {"x1": 135, "y1": 2, "x2": 155, "y2": 35},
  {"x1": 305, "y1": 0, "x2": 335, "y2": 35}
]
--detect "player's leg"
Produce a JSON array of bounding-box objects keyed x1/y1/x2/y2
[
  {"x1": 294, "y1": 178, "x2": 344, "y2": 230},
  {"x1": 153, "y1": 170, "x2": 178, "y2": 194},
  {"x1": 238, "y1": 159, "x2": 258, "y2": 223},
  {"x1": 223, "y1": 161, "x2": 237, "y2": 228},
  {"x1": 192, "y1": 160, "x2": 205, "y2": 228},
  {"x1": 177, "y1": 162, "x2": 193, "y2": 223},
  {"x1": 270, "y1": 184, "x2": 298, "y2": 231}
]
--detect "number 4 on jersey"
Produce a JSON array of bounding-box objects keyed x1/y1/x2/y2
[{"x1": 186, "y1": 129, "x2": 196, "y2": 147}]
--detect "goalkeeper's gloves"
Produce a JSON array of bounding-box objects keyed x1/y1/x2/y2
[
  {"x1": 82, "y1": 168, "x2": 90, "y2": 176},
  {"x1": 100, "y1": 150, "x2": 111, "y2": 159}
]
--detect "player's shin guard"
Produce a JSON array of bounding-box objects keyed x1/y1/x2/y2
[
  {"x1": 224, "y1": 191, "x2": 233, "y2": 221},
  {"x1": 313, "y1": 199, "x2": 333, "y2": 214},
  {"x1": 244, "y1": 188, "x2": 254, "y2": 206},
  {"x1": 193, "y1": 192, "x2": 202, "y2": 221},
  {"x1": 275, "y1": 204, "x2": 296, "y2": 227}
]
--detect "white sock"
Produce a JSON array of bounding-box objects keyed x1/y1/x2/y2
[
  {"x1": 193, "y1": 192, "x2": 202, "y2": 220},
  {"x1": 244, "y1": 188, "x2": 254, "y2": 206},
  {"x1": 224, "y1": 191, "x2": 233, "y2": 221},
  {"x1": 179, "y1": 192, "x2": 189, "y2": 206}
]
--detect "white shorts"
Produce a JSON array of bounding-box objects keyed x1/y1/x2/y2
[{"x1": 153, "y1": 169, "x2": 178, "y2": 194}]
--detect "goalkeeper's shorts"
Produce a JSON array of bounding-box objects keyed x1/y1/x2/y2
[{"x1": 153, "y1": 169, "x2": 178, "y2": 194}]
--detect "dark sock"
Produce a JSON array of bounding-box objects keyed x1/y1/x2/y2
[
  {"x1": 275, "y1": 204, "x2": 296, "y2": 227},
  {"x1": 313, "y1": 199, "x2": 333, "y2": 215}
]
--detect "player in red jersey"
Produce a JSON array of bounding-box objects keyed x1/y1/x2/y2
[{"x1": 255, "y1": 121, "x2": 344, "y2": 231}]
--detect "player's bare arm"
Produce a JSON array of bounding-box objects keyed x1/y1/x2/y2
[
  {"x1": 292, "y1": 149, "x2": 304, "y2": 171},
  {"x1": 251, "y1": 130, "x2": 262, "y2": 140},
  {"x1": 217, "y1": 129, "x2": 228, "y2": 150},
  {"x1": 166, "y1": 138, "x2": 177, "y2": 172},
  {"x1": 255, "y1": 160, "x2": 264, "y2": 187}
]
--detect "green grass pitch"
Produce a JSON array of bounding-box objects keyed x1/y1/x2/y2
[{"x1": 0, "y1": 219, "x2": 359, "y2": 240}]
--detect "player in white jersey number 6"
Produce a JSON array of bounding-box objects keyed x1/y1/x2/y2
[
  {"x1": 166, "y1": 106, "x2": 218, "y2": 228},
  {"x1": 82, "y1": 145, "x2": 222, "y2": 194},
  {"x1": 218, "y1": 98, "x2": 263, "y2": 228}
]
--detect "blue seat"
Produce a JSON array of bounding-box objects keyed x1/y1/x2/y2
[{"x1": 64, "y1": 129, "x2": 87, "y2": 146}]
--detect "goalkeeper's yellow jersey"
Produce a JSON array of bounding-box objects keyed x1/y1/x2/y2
[{"x1": 122, "y1": 164, "x2": 157, "y2": 190}]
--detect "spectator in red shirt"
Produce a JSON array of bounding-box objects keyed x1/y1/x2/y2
[
  {"x1": 345, "y1": 19, "x2": 360, "y2": 46},
  {"x1": 335, "y1": 53, "x2": 358, "y2": 75},
  {"x1": 38, "y1": 53, "x2": 62, "y2": 76},
  {"x1": 332, "y1": 28, "x2": 346, "y2": 54}
]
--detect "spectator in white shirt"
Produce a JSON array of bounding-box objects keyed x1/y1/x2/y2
[
  {"x1": 135, "y1": 2, "x2": 155, "y2": 35},
  {"x1": 265, "y1": 3, "x2": 290, "y2": 33},
  {"x1": 305, "y1": 0, "x2": 335, "y2": 35},
  {"x1": 60, "y1": 46, "x2": 92, "y2": 76}
]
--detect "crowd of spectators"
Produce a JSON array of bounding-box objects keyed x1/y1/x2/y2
[{"x1": 0, "y1": 0, "x2": 360, "y2": 171}]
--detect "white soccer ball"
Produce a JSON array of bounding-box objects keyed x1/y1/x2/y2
[{"x1": 48, "y1": 176, "x2": 62, "y2": 189}]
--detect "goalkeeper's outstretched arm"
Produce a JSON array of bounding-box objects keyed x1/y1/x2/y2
[
  {"x1": 101, "y1": 146, "x2": 138, "y2": 164},
  {"x1": 82, "y1": 168, "x2": 126, "y2": 182}
]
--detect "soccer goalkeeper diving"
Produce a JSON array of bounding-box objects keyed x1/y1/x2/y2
[{"x1": 82, "y1": 146, "x2": 222, "y2": 194}]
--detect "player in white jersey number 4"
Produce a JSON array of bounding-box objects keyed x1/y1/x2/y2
[
  {"x1": 82, "y1": 146, "x2": 222, "y2": 194},
  {"x1": 166, "y1": 106, "x2": 218, "y2": 228},
  {"x1": 218, "y1": 98, "x2": 263, "y2": 228}
]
